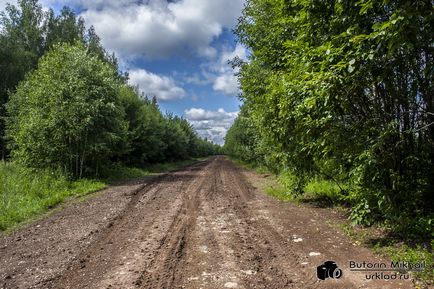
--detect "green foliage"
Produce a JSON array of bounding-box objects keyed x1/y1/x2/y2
[
  {"x1": 226, "y1": 0, "x2": 434, "y2": 239},
  {"x1": 1, "y1": 0, "x2": 219, "y2": 172},
  {"x1": 371, "y1": 240, "x2": 434, "y2": 286},
  {"x1": 0, "y1": 1, "x2": 119, "y2": 160},
  {"x1": 118, "y1": 86, "x2": 220, "y2": 164},
  {"x1": 0, "y1": 161, "x2": 105, "y2": 231},
  {"x1": 7, "y1": 43, "x2": 127, "y2": 178},
  {"x1": 0, "y1": 0, "x2": 46, "y2": 159},
  {"x1": 0, "y1": 158, "x2": 209, "y2": 232},
  {"x1": 223, "y1": 107, "x2": 264, "y2": 165},
  {"x1": 119, "y1": 87, "x2": 167, "y2": 165},
  {"x1": 44, "y1": 7, "x2": 86, "y2": 49},
  {"x1": 0, "y1": 0, "x2": 220, "y2": 234},
  {"x1": 265, "y1": 185, "x2": 295, "y2": 202},
  {"x1": 100, "y1": 164, "x2": 151, "y2": 182},
  {"x1": 304, "y1": 177, "x2": 345, "y2": 206}
]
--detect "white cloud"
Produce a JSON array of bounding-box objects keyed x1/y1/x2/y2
[
  {"x1": 213, "y1": 73, "x2": 239, "y2": 96},
  {"x1": 128, "y1": 69, "x2": 186, "y2": 101},
  {"x1": 185, "y1": 108, "x2": 238, "y2": 144},
  {"x1": 76, "y1": 0, "x2": 244, "y2": 59},
  {"x1": 189, "y1": 43, "x2": 247, "y2": 96},
  {"x1": 212, "y1": 43, "x2": 248, "y2": 96},
  {"x1": 0, "y1": 0, "x2": 12, "y2": 12}
]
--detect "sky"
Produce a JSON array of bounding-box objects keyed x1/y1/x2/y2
[{"x1": 0, "y1": 0, "x2": 247, "y2": 144}]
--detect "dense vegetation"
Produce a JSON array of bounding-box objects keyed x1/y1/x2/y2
[
  {"x1": 0, "y1": 0, "x2": 219, "y2": 230},
  {"x1": 1, "y1": 0, "x2": 219, "y2": 177},
  {"x1": 225, "y1": 0, "x2": 433, "y2": 239}
]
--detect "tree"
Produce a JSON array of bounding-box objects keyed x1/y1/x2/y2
[
  {"x1": 229, "y1": 0, "x2": 433, "y2": 232},
  {"x1": 119, "y1": 86, "x2": 167, "y2": 165},
  {"x1": 7, "y1": 43, "x2": 126, "y2": 178},
  {"x1": 44, "y1": 7, "x2": 85, "y2": 49},
  {"x1": 0, "y1": 0, "x2": 46, "y2": 159}
]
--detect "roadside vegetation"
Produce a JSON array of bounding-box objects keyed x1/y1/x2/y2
[
  {"x1": 0, "y1": 162, "x2": 104, "y2": 231},
  {"x1": 0, "y1": 158, "x2": 206, "y2": 232},
  {"x1": 224, "y1": 0, "x2": 433, "y2": 286},
  {"x1": 0, "y1": 1, "x2": 220, "y2": 232}
]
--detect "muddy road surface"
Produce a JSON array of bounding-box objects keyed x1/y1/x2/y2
[{"x1": 1, "y1": 157, "x2": 412, "y2": 288}]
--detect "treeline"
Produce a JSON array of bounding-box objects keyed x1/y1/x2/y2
[
  {"x1": 225, "y1": 0, "x2": 433, "y2": 237},
  {"x1": 1, "y1": 0, "x2": 219, "y2": 178}
]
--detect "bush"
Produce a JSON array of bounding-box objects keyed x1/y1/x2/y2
[{"x1": 7, "y1": 43, "x2": 126, "y2": 178}]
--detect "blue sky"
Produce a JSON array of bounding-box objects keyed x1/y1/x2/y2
[{"x1": 0, "y1": 0, "x2": 246, "y2": 144}]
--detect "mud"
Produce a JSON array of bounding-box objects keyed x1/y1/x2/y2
[{"x1": 0, "y1": 157, "x2": 413, "y2": 288}]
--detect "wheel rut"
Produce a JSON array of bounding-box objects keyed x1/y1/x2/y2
[{"x1": 0, "y1": 157, "x2": 413, "y2": 289}]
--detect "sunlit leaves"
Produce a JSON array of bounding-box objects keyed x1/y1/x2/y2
[
  {"x1": 7, "y1": 43, "x2": 126, "y2": 177},
  {"x1": 228, "y1": 0, "x2": 434, "y2": 231}
]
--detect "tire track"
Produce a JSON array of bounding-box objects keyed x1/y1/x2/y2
[{"x1": 0, "y1": 157, "x2": 413, "y2": 289}]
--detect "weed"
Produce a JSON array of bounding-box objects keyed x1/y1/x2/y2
[{"x1": 0, "y1": 162, "x2": 105, "y2": 231}]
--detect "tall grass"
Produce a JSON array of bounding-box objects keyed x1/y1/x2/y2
[
  {"x1": 101, "y1": 158, "x2": 205, "y2": 183},
  {"x1": 0, "y1": 162, "x2": 105, "y2": 231},
  {"x1": 0, "y1": 158, "x2": 206, "y2": 232}
]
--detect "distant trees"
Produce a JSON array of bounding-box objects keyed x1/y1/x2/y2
[
  {"x1": 1, "y1": 0, "x2": 219, "y2": 177},
  {"x1": 225, "y1": 0, "x2": 433, "y2": 235},
  {"x1": 224, "y1": 107, "x2": 262, "y2": 166},
  {"x1": 119, "y1": 87, "x2": 167, "y2": 165}
]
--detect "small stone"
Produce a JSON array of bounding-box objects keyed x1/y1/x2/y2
[{"x1": 224, "y1": 282, "x2": 238, "y2": 288}]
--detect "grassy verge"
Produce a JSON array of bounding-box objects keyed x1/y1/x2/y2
[
  {"x1": 226, "y1": 156, "x2": 269, "y2": 174},
  {"x1": 0, "y1": 162, "x2": 105, "y2": 231},
  {"x1": 0, "y1": 158, "x2": 206, "y2": 233},
  {"x1": 101, "y1": 158, "x2": 207, "y2": 183},
  {"x1": 228, "y1": 157, "x2": 433, "y2": 287},
  {"x1": 340, "y1": 223, "x2": 433, "y2": 287}
]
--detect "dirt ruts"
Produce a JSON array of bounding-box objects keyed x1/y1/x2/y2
[{"x1": 0, "y1": 157, "x2": 413, "y2": 288}]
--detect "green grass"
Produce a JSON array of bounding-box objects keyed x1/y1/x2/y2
[
  {"x1": 100, "y1": 158, "x2": 206, "y2": 183},
  {"x1": 264, "y1": 185, "x2": 295, "y2": 202},
  {"x1": 264, "y1": 170, "x2": 345, "y2": 207},
  {"x1": 303, "y1": 178, "x2": 346, "y2": 207},
  {"x1": 100, "y1": 165, "x2": 152, "y2": 182},
  {"x1": 377, "y1": 243, "x2": 433, "y2": 286},
  {"x1": 0, "y1": 158, "x2": 206, "y2": 233},
  {"x1": 340, "y1": 223, "x2": 434, "y2": 287},
  {"x1": 0, "y1": 162, "x2": 105, "y2": 231},
  {"x1": 229, "y1": 157, "x2": 433, "y2": 286},
  {"x1": 226, "y1": 156, "x2": 269, "y2": 174}
]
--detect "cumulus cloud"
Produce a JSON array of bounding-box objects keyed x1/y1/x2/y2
[
  {"x1": 186, "y1": 43, "x2": 248, "y2": 96},
  {"x1": 128, "y1": 69, "x2": 186, "y2": 101},
  {"x1": 212, "y1": 43, "x2": 248, "y2": 96},
  {"x1": 185, "y1": 108, "x2": 238, "y2": 144},
  {"x1": 76, "y1": 0, "x2": 244, "y2": 59},
  {"x1": 213, "y1": 73, "x2": 239, "y2": 96}
]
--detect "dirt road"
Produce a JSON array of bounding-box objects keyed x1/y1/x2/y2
[{"x1": 0, "y1": 157, "x2": 413, "y2": 288}]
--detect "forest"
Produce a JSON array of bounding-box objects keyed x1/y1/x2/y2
[
  {"x1": 0, "y1": 0, "x2": 219, "y2": 230},
  {"x1": 224, "y1": 0, "x2": 433, "y2": 240},
  {"x1": 0, "y1": 0, "x2": 219, "y2": 174}
]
